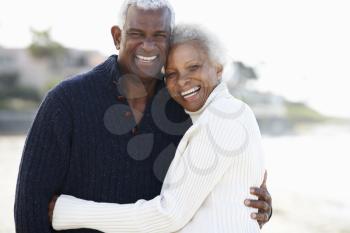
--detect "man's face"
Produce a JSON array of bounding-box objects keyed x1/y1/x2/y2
[{"x1": 117, "y1": 6, "x2": 171, "y2": 80}]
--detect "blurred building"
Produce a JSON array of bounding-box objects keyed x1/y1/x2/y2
[
  {"x1": 0, "y1": 46, "x2": 106, "y2": 90},
  {"x1": 0, "y1": 46, "x2": 106, "y2": 134},
  {"x1": 224, "y1": 61, "x2": 291, "y2": 135}
]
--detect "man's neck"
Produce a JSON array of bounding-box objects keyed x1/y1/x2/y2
[
  {"x1": 119, "y1": 74, "x2": 158, "y2": 101},
  {"x1": 118, "y1": 72, "x2": 160, "y2": 125}
]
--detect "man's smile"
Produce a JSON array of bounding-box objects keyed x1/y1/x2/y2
[{"x1": 136, "y1": 55, "x2": 158, "y2": 63}]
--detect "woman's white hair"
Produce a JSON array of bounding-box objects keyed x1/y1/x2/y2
[
  {"x1": 118, "y1": 0, "x2": 175, "y2": 30},
  {"x1": 170, "y1": 24, "x2": 227, "y2": 66}
]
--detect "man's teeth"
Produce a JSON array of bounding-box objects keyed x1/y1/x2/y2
[
  {"x1": 181, "y1": 86, "x2": 200, "y2": 98},
  {"x1": 136, "y1": 55, "x2": 157, "y2": 62}
]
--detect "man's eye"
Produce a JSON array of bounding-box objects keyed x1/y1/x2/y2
[{"x1": 128, "y1": 32, "x2": 142, "y2": 37}]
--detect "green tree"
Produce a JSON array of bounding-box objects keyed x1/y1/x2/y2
[
  {"x1": 234, "y1": 61, "x2": 258, "y2": 81},
  {"x1": 28, "y1": 28, "x2": 66, "y2": 58}
]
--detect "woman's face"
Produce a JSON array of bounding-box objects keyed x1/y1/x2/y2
[{"x1": 165, "y1": 41, "x2": 223, "y2": 112}]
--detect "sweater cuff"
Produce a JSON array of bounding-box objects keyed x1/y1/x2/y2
[{"x1": 52, "y1": 195, "x2": 90, "y2": 230}]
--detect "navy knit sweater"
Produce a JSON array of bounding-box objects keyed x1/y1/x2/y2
[{"x1": 14, "y1": 55, "x2": 191, "y2": 233}]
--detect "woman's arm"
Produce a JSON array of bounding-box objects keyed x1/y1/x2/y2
[{"x1": 52, "y1": 105, "x2": 262, "y2": 233}]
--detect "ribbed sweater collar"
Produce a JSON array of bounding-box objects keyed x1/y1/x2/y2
[
  {"x1": 96, "y1": 55, "x2": 165, "y2": 98},
  {"x1": 185, "y1": 82, "x2": 230, "y2": 124}
]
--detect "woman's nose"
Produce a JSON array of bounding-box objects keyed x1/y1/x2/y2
[{"x1": 177, "y1": 73, "x2": 191, "y2": 87}]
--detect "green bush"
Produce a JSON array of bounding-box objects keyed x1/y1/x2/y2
[{"x1": 0, "y1": 86, "x2": 41, "y2": 101}]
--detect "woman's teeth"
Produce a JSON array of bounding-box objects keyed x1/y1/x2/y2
[
  {"x1": 181, "y1": 86, "x2": 200, "y2": 99},
  {"x1": 136, "y1": 55, "x2": 157, "y2": 62}
]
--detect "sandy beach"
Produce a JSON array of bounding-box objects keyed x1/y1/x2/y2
[{"x1": 0, "y1": 136, "x2": 23, "y2": 233}]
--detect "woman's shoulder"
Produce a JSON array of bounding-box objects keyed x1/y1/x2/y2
[
  {"x1": 205, "y1": 94, "x2": 255, "y2": 123},
  {"x1": 198, "y1": 94, "x2": 260, "y2": 150}
]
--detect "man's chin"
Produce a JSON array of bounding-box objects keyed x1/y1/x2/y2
[
  {"x1": 139, "y1": 74, "x2": 163, "y2": 82},
  {"x1": 135, "y1": 69, "x2": 163, "y2": 81}
]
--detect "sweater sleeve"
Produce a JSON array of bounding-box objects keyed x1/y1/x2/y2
[
  {"x1": 14, "y1": 87, "x2": 72, "y2": 233},
  {"x1": 52, "y1": 104, "x2": 261, "y2": 233}
]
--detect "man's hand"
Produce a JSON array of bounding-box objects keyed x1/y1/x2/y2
[
  {"x1": 48, "y1": 195, "x2": 59, "y2": 223},
  {"x1": 244, "y1": 171, "x2": 272, "y2": 228}
]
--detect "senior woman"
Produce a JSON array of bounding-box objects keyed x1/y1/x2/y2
[{"x1": 51, "y1": 24, "x2": 265, "y2": 233}]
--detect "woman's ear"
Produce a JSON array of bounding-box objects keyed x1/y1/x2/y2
[
  {"x1": 111, "y1": 26, "x2": 122, "y2": 50},
  {"x1": 216, "y1": 63, "x2": 223, "y2": 80}
]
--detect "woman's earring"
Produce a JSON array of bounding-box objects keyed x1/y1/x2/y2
[{"x1": 161, "y1": 67, "x2": 167, "y2": 84}]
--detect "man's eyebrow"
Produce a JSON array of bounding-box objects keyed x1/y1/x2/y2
[
  {"x1": 125, "y1": 28, "x2": 170, "y2": 35},
  {"x1": 126, "y1": 28, "x2": 143, "y2": 32}
]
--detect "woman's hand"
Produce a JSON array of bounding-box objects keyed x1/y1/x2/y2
[
  {"x1": 244, "y1": 171, "x2": 272, "y2": 228},
  {"x1": 48, "y1": 195, "x2": 59, "y2": 223}
]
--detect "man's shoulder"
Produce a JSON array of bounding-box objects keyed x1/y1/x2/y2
[
  {"x1": 62, "y1": 55, "x2": 117, "y2": 88},
  {"x1": 49, "y1": 55, "x2": 118, "y2": 98}
]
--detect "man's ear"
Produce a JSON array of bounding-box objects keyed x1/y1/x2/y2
[{"x1": 111, "y1": 26, "x2": 122, "y2": 50}]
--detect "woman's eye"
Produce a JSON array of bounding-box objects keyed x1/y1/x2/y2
[
  {"x1": 189, "y1": 65, "x2": 200, "y2": 71},
  {"x1": 165, "y1": 72, "x2": 176, "y2": 79},
  {"x1": 155, "y1": 33, "x2": 167, "y2": 39}
]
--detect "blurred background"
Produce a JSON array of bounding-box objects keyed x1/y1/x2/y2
[{"x1": 1, "y1": 0, "x2": 350, "y2": 232}]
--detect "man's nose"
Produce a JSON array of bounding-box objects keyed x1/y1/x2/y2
[{"x1": 141, "y1": 37, "x2": 156, "y2": 51}]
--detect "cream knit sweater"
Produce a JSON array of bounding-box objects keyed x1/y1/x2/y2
[{"x1": 53, "y1": 82, "x2": 265, "y2": 233}]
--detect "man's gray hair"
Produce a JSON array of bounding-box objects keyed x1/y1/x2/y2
[
  {"x1": 118, "y1": 0, "x2": 175, "y2": 30},
  {"x1": 171, "y1": 24, "x2": 227, "y2": 66}
]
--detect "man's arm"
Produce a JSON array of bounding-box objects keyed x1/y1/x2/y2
[
  {"x1": 245, "y1": 171, "x2": 272, "y2": 228},
  {"x1": 14, "y1": 88, "x2": 72, "y2": 233}
]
